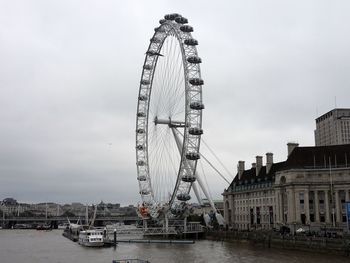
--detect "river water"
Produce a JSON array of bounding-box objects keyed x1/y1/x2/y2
[{"x1": 0, "y1": 230, "x2": 347, "y2": 263}]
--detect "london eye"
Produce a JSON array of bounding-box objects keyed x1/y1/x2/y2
[{"x1": 136, "y1": 14, "x2": 220, "y2": 223}]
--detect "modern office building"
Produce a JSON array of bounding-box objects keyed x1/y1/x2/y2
[
  {"x1": 315, "y1": 108, "x2": 350, "y2": 146},
  {"x1": 223, "y1": 143, "x2": 350, "y2": 232}
]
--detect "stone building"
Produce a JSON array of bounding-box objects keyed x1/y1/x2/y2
[
  {"x1": 0, "y1": 198, "x2": 29, "y2": 216},
  {"x1": 315, "y1": 108, "x2": 350, "y2": 146},
  {"x1": 223, "y1": 143, "x2": 350, "y2": 232}
]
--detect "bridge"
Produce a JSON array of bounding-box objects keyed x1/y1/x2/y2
[
  {"x1": 1, "y1": 216, "x2": 205, "y2": 237},
  {"x1": 1, "y1": 216, "x2": 140, "y2": 227}
]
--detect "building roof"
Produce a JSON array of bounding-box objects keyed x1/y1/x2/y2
[
  {"x1": 229, "y1": 144, "x2": 350, "y2": 189},
  {"x1": 285, "y1": 144, "x2": 350, "y2": 169},
  {"x1": 316, "y1": 108, "x2": 350, "y2": 123}
]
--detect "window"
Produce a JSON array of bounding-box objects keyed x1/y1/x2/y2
[
  {"x1": 320, "y1": 214, "x2": 325, "y2": 223},
  {"x1": 310, "y1": 214, "x2": 315, "y2": 222}
]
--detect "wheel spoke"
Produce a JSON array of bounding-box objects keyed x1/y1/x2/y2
[{"x1": 136, "y1": 15, "x2": 203, "y2": 218}]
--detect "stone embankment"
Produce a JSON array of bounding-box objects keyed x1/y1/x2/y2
[{"x1": 206, "y1": 230, "x2": 350, "y2": 256}]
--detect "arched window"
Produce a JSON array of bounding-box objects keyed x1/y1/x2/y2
[{"x1": 280, "y1": 176, "x2": 286, "y2": 185}]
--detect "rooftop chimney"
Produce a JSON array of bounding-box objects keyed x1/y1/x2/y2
[
  {"x1": 287, "y1": 142, "x2": 299, "y2": 157},
  {"x1": 238, "y1": 161, "x2": 245, "y2": 180},
  {"x1": 256, "y1": 156, "x2": 263, "y2": 176},
  {"x1": 266, "y1": 152, "x2": 273, "y2": 174},
  {"x1": 251, "y1": 163, "x2": 256, "y2": 169}
]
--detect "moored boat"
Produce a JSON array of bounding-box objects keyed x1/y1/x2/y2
[
  {"x1": 78, "y1": 229, "x2": 104, "y2": 247},
  {"x1": 36, "y1": 224, "x2": 52, "y2": 230},
  {"x1": 112, "y1": 259, "x2": 150, "y2": 263}
]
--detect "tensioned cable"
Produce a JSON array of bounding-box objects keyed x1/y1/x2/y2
[
  {"x1": 148, "y1": 35, "x2": 187, "y2": 204},
  {"x1": 158, "y1": 36, "x2": 175, "y2": 115},
  {"x1": 198, "y1": 151, "x2": 231, "y2": 185},
  {"x1": 201, "y1": 138, "x2": 235, "y2": 179},
  {"x1": 176, "y1": 130, "x2": 231, "y2": 185},
  {"x1": 199, "y1": 159, "x2": 214, "y2": 202}
]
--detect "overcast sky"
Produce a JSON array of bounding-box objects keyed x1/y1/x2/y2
[{"x1": 1, "y1": 0, "x2": 349, "y2": 205}]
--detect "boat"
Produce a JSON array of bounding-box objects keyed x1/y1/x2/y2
[
  {"x1": 62, "y1": 222, "x2": 85, "y2": 242},
  {"x1": 58, "y1": 223, "x2": 69, "y2": 230},
  {"x1": 78, "y1": 229, "x2": 104, "y2": 247},
  {"x1": 36, "y1": 224, "x2": 52, "y2": 231},
  {"x1": 63, "y1": 205, "x2": 99, "y2": 244},
  {"x1": 13, "y1": 224, "x2": 32, "y2": 229},
  {"x1": 112, "y1": 260, "x2": 149, "y2": 263}
]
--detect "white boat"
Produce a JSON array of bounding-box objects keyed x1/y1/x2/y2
[
  {"x1": 78, "y1": 229, "x2": 104, "y2": 247},
  {"x1": 58, "y1": 223, "x2": 69, "y2": 230},
  {"x1": 113, "y1": 260, "x2": 150, "y2": 263}
]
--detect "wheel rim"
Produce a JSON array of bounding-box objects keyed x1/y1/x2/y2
[{"x1": 136, "y1": 14, "x2": 204, "y2": 218}]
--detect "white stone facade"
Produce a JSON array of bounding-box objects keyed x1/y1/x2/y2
[
  {"x1": 275, "y1": 167, "x2": 350, "y2": 228},
  {"x1": 224, "y1": 186, "x2": 276, "y2": 230},
  {"x1": 224, "y1": 144, "x2": 350, "y2": 232}
]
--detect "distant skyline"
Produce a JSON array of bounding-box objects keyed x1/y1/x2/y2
[{"x1": 1, "y1": 0, "x2": 350, "y2": 205}]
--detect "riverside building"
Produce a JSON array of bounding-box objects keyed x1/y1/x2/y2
[
  {"x1": 223, "y1": 143, "x2": 350, "y2": 232},
  {"x1": 315, "y1": 108, "x2": 350, "y2": 146}
]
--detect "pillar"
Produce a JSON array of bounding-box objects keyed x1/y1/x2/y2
[
  {"x1": 275, "y1": 190, "x2": 280, "y2": 224},
  {"x1": 314, "y1": 190, "x2": 320, "y2": 223},
  {"x1": 224, "y1": 197, "x2": 229, "y2": 224},
  {"x1": 325, "y1": 190, "x2": 331, "y2": 223},
  {"x1": 294, "y1": 190, "x2": 300, "y2": 223},
  {"x1": 287, "y1": 189, "x2": 295, "y2": 223},
  {"x1": 346, "y1": 190, "x2": 350, "y2": 202},
  {"x1": 230, "y1": 195, "x2": 235, "y2": 227},
  {"x1": 335, "y1": 190, "x2": 341, "y2": 224},
  {"x1": 280, "y1": 191, "x2": 285, "y2": 223},
  {"x1": 305, "y1": 190, "x2": 310, "y2": 224}
]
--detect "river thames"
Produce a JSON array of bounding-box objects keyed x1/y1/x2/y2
[{"x1": 0, "y1": 230, "x2": 347, "y2": 263}]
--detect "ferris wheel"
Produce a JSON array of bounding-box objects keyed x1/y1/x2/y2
[{"x1": 136, "y1": 14, "x2": 214, "y2": 219}]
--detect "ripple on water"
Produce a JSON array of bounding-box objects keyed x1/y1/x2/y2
[{"x1": 0, "y1": 230, "x2": 347, "y2": 263}]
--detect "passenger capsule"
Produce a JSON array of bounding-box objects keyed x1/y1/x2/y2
[
  {"x1": 137, "y1": 175, "x2": 147, "y2": 181},
  {"x1": 141, "y1": 79, "x2": 150, "y2": 85},
  {"x1": 175, "y1": 16, "x2": 188, "y2": 24},
  {"x1": 177, "y1": 193, "x2": 191, "y2": 201},
  {"x1": 139, "y1": 95, "x2": 148, "y2": 101},
  {"x1": 150, "y1": 37, "x2": 162, "y2": 43},
  {"x1": 154, "y1": 27, "x2": 166, "y2": 33},
  {"x1": 189, "y1": 78, "x2": 204, "y2": 86},
  {"x1": 184, "y1": 38, "x2": 198, "y2": 46},
  {"x1": 182, "y1": 175, "x2": 196, "y2": 183},
  {"x1": 171, "y1": 208, "x2": 182, "y2": 215},
  {"x1": 143, "y1": 64, "x2": 153, "y2": 70},
  {"x1": 164, "y1": 13, "x2": 180, "y2": 20},
  {"x1": 137, "y1": 112, "x2": 146, "y2": 118},
  {"x1": 137, "y1": 160, "x2": 145, "y2": 166},
  {"x1": 159, "y1": 19, "x2": 167, "y2": 24},
  {"x1": 137, "y1": 128, "x2": 145, "y2": 134},
  {"x1": 140, "y1": 189, "x2": 150, "y2": 195},
  {"x1": 190, "y1": 102, "x2": 205, "y2": 110},
  {"x1": 189, "y1": 127, "x2": 203, "y2": 135},
  {"x1": 187, "y1": 56, "x2": 202, "y2": 64},
  {"x1": 186, "y1": 152, "x2": 200, "y2": 160},
  {"x1": 180, "y1": 25, "x2": 193, "y2": 33}
]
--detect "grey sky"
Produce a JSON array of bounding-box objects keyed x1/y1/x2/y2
[{"x1": 0, "y1": 0, "x2": 349, "y2": 205}]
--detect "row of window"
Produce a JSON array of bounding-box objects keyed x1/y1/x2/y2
[
  {"x1": 234, "y1": 214, "x2": 275, "y2": 223},
  {"x1": 232, "y1": 182, "x2": 272, "y2": 192},
  {"x1": 235, "y1": 197, "x2": 275, "y2": 207},
  {"x1": 235, "y1": 205, "x2": 276, "y2": 212},
  {"x1": 234, "y1": 191, "x2": 274, "y2": 199}
]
